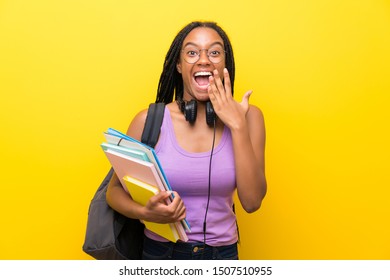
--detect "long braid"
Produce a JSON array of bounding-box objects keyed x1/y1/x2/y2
[
  {"x1": 156, "y1": 40, "x2": 182, "y2": 103},
  {"x1": 155, "y1": 21, "x2": 235, "y2": 104}
]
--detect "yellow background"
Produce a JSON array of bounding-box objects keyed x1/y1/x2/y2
[{"x1": 1, "y1": 0, "x2": 389, "y2": 259}]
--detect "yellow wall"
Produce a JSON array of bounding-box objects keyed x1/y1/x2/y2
[{"x1": 1, "y1": 0, "x2": 389, "y2": 259}]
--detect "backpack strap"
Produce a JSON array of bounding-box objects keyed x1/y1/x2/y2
[{"x1": 141, "y1": 103, "x2": 165, "y2": 148}]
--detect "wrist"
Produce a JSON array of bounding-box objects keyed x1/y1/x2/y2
[{"x1": 229, "y1": 119, "x2": 248, "y2": 134}]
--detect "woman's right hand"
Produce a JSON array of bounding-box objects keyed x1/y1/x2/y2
[{"x1": 143, "y1": 191, "x2": 186, "y2": 224}]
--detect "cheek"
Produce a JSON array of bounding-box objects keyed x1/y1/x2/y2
[
  {"x1": 217, "y1": 66, "x2": 226, "y2": 80},
  {"x1": 180, "y1": 65, "x2": 193, "y2": 80}
]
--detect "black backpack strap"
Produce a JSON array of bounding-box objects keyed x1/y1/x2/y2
[{"x1": 141, "y1": 103, "x2": 165, "y2": 148}]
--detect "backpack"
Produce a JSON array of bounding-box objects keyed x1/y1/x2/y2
[{"x1": 82, "y1": 103, "x2": 165, "y2": 259}]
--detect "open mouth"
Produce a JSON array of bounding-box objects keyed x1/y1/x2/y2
[{"x1": 194, "y1": 71, "x2": 212, "y2": 87}]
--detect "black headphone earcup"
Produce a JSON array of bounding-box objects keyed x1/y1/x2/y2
[
  {"x1": 184, "y1": 100, "x2": 197, "y2": 124},
  {"x1": 206, "y1": 101, "x2": 216, "y2": 127}
]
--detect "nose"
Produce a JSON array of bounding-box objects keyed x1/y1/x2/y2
[{"x1": 197, "y1": 49, "x2": 211, "y2": 64}]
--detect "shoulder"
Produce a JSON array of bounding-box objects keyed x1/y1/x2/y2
[
  {"x1": 246, "y1": 104, "x2": 266, "y2": 145},
  {"x1": 126, "y1": 102, "x2": 174, "y2": 140},
  {"x1": 126, "y1": 108, "x2": 149, "y2": 141},
  {"x1": 247, "y1": 104, "x2": 265, "y2": 125}
]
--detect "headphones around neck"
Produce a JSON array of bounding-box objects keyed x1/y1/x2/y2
[{"x1": 177, "y1": 99, "x2": 216, "y2": 127}]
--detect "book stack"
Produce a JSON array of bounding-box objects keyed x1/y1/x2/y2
[{"x1": 101, "y1": 128, "x2": 190, "y2": 243}]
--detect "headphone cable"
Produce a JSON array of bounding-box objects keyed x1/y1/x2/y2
[{"x1": 202, "y1": 117, "x2": 217, "y2": 256}]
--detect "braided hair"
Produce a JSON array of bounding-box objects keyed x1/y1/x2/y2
[{"x1": 155, "y1": 21, "x2": 235, "y2": 104}]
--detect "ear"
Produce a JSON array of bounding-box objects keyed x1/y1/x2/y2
[{"x1": 176, "y1": 62, "x2": 182, "y2": 74}]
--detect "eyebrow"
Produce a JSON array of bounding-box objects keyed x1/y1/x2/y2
[{"x1": 182, "y1": 41, "x2": 224, "y2": 49}]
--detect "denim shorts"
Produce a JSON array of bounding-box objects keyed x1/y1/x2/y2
[{"x1": 142, "y1": 236, "x2": 238, "y2": 260}]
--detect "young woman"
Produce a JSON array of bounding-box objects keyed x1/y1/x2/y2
[{"x1": 106, "y1": 21, "x2": 267, "y2": 260}]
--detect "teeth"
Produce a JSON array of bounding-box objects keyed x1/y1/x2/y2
[{"x1": 194, "y1": 71, "x2": 212, "y2": 77}]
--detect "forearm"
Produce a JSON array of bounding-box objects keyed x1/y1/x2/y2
[
  {"x1": 231, "y1": 123, "x2": 267, "y2": 213},
  {"x1": 106, "y1": 174, "x2": 146, "y2": 220},
  {"x1": 106, "y1": 173, "x2": 186, "y2": 223}
]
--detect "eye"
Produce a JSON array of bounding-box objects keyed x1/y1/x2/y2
[
  {"x1": 186, "y1": 50, "x2": 199, "y2": 57},
  {"x1": 209, "y1": 49, "x2": 222, "y2": 57}
]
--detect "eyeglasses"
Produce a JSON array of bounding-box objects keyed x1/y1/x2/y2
[{"x1": 181, "y1": 46, "x2": 226, "y2": 64}]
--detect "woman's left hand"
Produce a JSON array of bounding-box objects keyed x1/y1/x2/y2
[{"x1": 208, "y1": 68, "x2": 252, "y2": 130}]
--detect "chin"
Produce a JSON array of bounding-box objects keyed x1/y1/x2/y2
[
  {"x1": 192, "y1": 88, "x2": 210, "y2": 100},
  {"x1": 194, "y1": 94, "x2": 210, "y2": 102}
]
